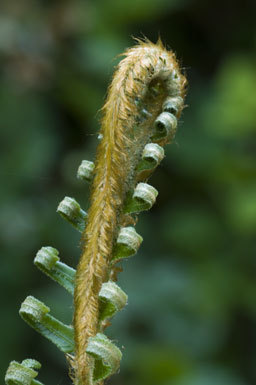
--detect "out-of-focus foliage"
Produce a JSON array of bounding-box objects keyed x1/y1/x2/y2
[{"x1": 1, "y1": 0, "x2": 256, "y2": 384}]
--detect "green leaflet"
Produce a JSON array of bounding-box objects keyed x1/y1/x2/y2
[
  {"x1": 162, "y1": 96, "x2": 183, "y2": 116},
  {"x1": 86, "y1": 333, "x2": 122, "y2": 381},
  {"x1": 136, "y1": 142, "x2": 165, "y2": 172},
  {"x1": 124, "y1": 182, "x2": 158, "y2": 214},
  {"x1": 112, "y1": 226, "x2": 143, "y2": 262},
  {"x1": 57, "y1": 196, "x2": 87, "y2": 232},
  {"x1": 99, "y1": 281, "x2": 128, "y2": 321},
  {"x1": 5, "y1": 359, "x2": 44, "y2": 385},
  {"x1": 77, "y1": 160, "x2": 95, "y2": 182},
  {"x1": 163, "y1": 96, "x2": 184, "y2": 116},
  {"x1": 34, "y1": 247, "x2": 75, "y2": 295},
  {"x1": 151, "y1": 111, "x2": 177, "y2": 141},
  {"x1": 19, "y1": 296, "x2": 74, "y2": 353}
]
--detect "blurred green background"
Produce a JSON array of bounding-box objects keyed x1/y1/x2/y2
[{"x1": 1, "y1": 0, "x2": 256, "y2": 384}]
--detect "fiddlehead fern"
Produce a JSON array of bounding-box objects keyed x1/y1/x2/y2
[
  {"x1": 73, "y1": 38, "x2": 186, "y2": 384},
  {"x1": 5, "y1": 38, "x2": 187, "y2": 385}
]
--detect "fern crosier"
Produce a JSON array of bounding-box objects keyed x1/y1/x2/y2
[
  {"x1": 4, "y1": 38, "x2": 187, "y2": 385},
  {"x1": 73, "y1": 39, "x2": 186, "y2": 384}
]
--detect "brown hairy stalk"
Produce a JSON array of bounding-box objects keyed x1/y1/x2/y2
[{"x1": 73, "y1": 38, "x2": 186, "y2": 384}]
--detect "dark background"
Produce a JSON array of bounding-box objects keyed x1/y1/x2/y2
[{"x1": 1, "y1": 1, "x2": 256, "y2": 384}]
